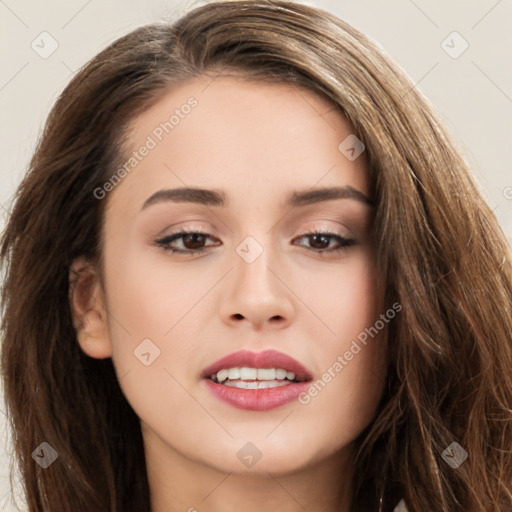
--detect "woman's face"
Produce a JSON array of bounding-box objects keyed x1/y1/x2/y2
[{"x1": 79, "y1": 75, "x2": 388, "y2": 475}]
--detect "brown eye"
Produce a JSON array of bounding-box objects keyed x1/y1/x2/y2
[
  {"x1": 155, "y1": 231, "x2": 218, "y2": 254},
  {"x1": 293, "y1": 231, "x2": 356, "y2": 255}
]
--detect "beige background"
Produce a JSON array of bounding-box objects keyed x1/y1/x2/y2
[{"x1": 1, "y1": 0, "x2": 511, "y2": 509}]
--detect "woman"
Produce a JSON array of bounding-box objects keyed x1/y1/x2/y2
[{"x1": 1, "y1": 1, "x2": 511, "y2": 511}]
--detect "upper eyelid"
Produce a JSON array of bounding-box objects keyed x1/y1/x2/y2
[
  {"x1": 157, "y1": 226, "x2": 351, "y2": 239},
  {"x1": 158, "y1": 218, "x2": 356, "y2": 235}
]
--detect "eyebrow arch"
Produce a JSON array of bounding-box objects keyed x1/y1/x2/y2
[
  {"x1": 141, "y1": 185, "x2": 374, "y2": 211},
  {"x1": 286, "y1": 186, "x2": 374, "y2": 208}
]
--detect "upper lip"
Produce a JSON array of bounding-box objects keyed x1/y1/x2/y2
[{"x1": 201, "y1": 349, "x2": 313, "y2": 381}]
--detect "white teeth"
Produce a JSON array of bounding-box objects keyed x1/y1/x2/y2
[
  {"x1": 217, "y1": 369, "x2": 229, "y2": 382},
  {"x1": 223, "y1": 379, "x2": 291, "y2": 389},
  {"x1": 275, "y1": 368, "x2": 287, "y2": 379},
  {"x1": 257, "y1": 368, "x2": 275, "y2": 380},
  {"x1": 240, "y1": 367, "x2": 257, "y2": 380},
  {"x1": 227, "y1": 368, "x2": 240, "y2": 380},
  {"x1": 214, "y1": 366, "x2": 298, "y2": 384}
]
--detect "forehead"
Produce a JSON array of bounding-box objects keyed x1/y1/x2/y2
[{"x1": 109, "y1": 75, "x2": 370, "y2": 213}]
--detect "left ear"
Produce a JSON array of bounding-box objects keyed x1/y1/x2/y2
[{"x1": 68, "y1": 256, "x2": 113, "y2": 359}]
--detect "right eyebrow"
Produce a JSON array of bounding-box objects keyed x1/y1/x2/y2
[{"x1": 141, "y1": 188, "x2": 227, "y2": 211}]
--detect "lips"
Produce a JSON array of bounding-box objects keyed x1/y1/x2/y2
[
  {"x1": 200, "y1": 349, "x2": 314, "y2": 411},
  {"x1": 200, "y1": 349, "x2": 313, "y2": 382}
]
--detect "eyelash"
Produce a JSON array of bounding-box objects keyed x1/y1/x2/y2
[{"x1": 154, "y1": 228, "x2": 356, "y2": 256}]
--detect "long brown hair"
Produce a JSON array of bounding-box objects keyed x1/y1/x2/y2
[{"x1": 2, "y1": 1, "x2": 511, "y2": 510}]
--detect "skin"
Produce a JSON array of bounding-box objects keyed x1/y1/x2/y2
[{"x1": 70, "y1": 75, "x2": 389, "y2": 512}]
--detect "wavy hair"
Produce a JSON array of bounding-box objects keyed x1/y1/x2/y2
[{"x1": 1, "y1": 1, "x2": 511, "y2": 510}]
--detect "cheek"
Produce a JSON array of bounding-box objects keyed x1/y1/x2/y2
[
  {"x1": 300, "y1": 338, "x2": 387, "y2": 457},
  {"x1": 103, "y1": 246, "x2": 206, "y2": 345},
  {"x1": 100, "y1": 246, "x2": 214, "y2": 408},
  {"x1": 100, "y1": 255, "x2": 195, "y2": 434},
  {"x1": 295, "y1": 252, "x2": 387, "y2": 434},
  {"x1": 294, "y1": 250, "x2": 382, "y2": 339}
]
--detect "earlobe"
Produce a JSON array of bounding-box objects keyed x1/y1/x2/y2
[{"x1": 69, "y1": 257, "x2": 113, "y2": 359}]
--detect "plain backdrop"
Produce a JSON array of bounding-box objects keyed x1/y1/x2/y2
[{"x1": 1, "y1": 0, "x2": 511, "y2": 510}]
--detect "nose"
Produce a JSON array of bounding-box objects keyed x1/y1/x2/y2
[{"x1": 219, "y1": 241, "x2": 294, "y2": 331}]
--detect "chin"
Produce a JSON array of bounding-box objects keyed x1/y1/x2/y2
[{"x1": 196, "y1": 436, "x2": 330, "y2": 476}]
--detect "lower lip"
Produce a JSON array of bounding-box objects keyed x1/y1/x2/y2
[{"x1": 203, "y1": 379, "x2": 312, "y2": 411}]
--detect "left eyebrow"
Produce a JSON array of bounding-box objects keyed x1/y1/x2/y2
[
  {"x1": 285, "y1": 186, "x2": 374, "y2": 208},
  {"x1": 140, "y1": 185, "x2": 374, "y2": 211}
]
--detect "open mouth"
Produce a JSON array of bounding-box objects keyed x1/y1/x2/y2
[
  {"x1": 208, "y1": 366, "x2": 307, "y2": 389},
  {"x1": 200, "y1": 349, "x2": 313, "y2": 410}
]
